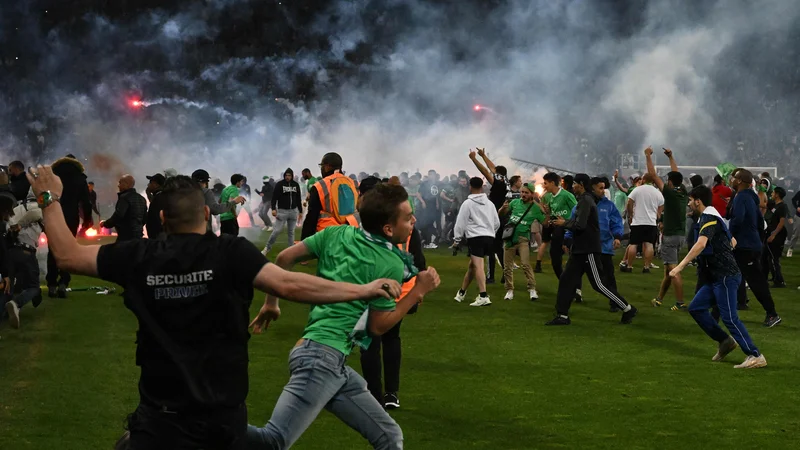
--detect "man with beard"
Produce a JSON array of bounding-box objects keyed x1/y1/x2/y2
[
  {"x1": 301, "y1": 152, "x2": 359, "y2": 240},
  {"x1": 47, "y1": 154, "x2": 93, "y2": 298}
]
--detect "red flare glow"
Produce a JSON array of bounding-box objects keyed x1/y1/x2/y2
[
  {"x1": 473, "y1": 104, "x2": 482, "y2": 111},
  {"x1": 130, "y1": 99, "x2": 143, "y2": 108}
]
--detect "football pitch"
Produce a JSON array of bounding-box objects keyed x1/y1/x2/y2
[{"x1": 1, "y1": 234, "x2": 799, "y2": 449}]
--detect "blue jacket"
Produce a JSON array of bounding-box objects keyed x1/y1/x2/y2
[
  {"x1": 728, "y1": 189, "x2": 764, "y2": 251},
  {"x1": 565, "y1": 196, "x2": 623, "y2": 255}
]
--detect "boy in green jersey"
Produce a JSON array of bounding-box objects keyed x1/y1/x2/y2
[
  {"x1": 247, "y1": 183, "x2": 441, "y2": 450},
  {"x1": 220, "y1": 173, "x2": 246, "y2": 236}
]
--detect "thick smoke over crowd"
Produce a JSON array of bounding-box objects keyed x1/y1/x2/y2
[{"x1": 2, "y1": 0, "x2": 799, "y2": 196}]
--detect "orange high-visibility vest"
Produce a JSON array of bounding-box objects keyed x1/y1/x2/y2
[
  {"x1": 314, "y1": 172, "x2": 359, "y2": 231},
  {"x1": 397, "y1": 235, "x2": 417, "y2": 302}
]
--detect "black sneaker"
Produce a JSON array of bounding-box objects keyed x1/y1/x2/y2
[
  {"x1": 384, "y1": 392, "x2": 400, "y2": 410},
  {"x1": 57, "y1": 285, "x2": 67, "y2": 299},
  {"x1": 486, "y1": 277, "x2": 495, "y2": 284},
  {"x1": 48, "y1": 285, "x2": 58, "y2": 298},
  {"x1": 772, "y1": 282, "x2": 786, "y2": 289},
  {"x1": 642, "y1": 268, "x2": 651, "y2": 274},
  {"x1": 620, "y1": 306, "x2": 638, "y2": 324},
  {"x1": 573, "y1": 290, "x2": 583, "y2": 303},
  {"x1": 32, "y1": 292, "x2": 43, "y2": 308},
  {"x1": 738, "y1": 303, "x2": 749, "y2": 311},
  {"x1": 534, "y1": 263, "x2": 543, "y2": 273},
  {"x1": 763, "y1": 315, "x2": 782, "y2": 328},
  {"x1": 620, "y1": 266, "x2": 633, "y2": 273},
  {"x1": 546, "y1": 315, "x2": 571, "y2": 326},
  {"x1": 609, "y1": 304, "x2": 621, "y2": 313}
]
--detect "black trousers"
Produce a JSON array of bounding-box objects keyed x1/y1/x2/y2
[
  {"x1": 549, "y1": 226, "x2": 566, "y2": 278},
  {"x1": 360, "y1": 320, "x2": 403, "y2": 403},
  {"x1": 488, "y1": 227, "x2": 505, "y2": 280},
  {"x1": 735, "y1": 248, "x2": 777, "y2": 316},
  {"x1": 220, "y1": 219, "x2": 239, "y2": 236},
  {"x1": 46, "y1": 221, "x2": 79, "y2": 288},
  {"x1": 127, "y1": 403, "x2": 247, "y2": 450},
  {"x1": 761, "y1": 240, "x2": 785, "y2": 285},
  {"x1": 556, "y1": 253, "x2": 629, "y2": 316},
  {"x1": 599, "y1": 253, "x2": 618, "y2": 305}
]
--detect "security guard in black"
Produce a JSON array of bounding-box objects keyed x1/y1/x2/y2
[{"x1": 97, "y1": 232, "x2": 268, "y2": 448}]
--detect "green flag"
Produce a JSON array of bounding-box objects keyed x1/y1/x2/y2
[{"x1": 716, "y1": 163, "x2": 737, "y2": 181}]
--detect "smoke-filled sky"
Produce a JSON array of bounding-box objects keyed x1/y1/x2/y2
[{"x1": 2, "y1": 0, "x2": 799, "y2": 191}]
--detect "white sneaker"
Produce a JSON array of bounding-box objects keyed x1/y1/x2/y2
[
  {"x1": 529, "y1": 289, "x2": 539, "y2": 300},
  {"x1": 575, "y1": 289, "x2": 582, "y2": 298},
  {"x1": 649, "y1": 263, "x2": 660, "y2": 269},
  {"x1": 454, "y1": 291, "x2": 466, "y2": 303},
  {"x1": 734, "y1": 354, "x2": 767, "y2": 369},
  {"x1": 5, "y1": 300, "x2": 20, "y2": 329},
  {"x1": 261, "y1": 246, "x2": 270, "y2": 257},
  {"x1": 787, "y1": 248, "x2": 793, "y2": 258},
  {"x1": 266, "y1": 226, "x2": 273, "y2": 232},
  {"x1": 469, "y1": 296, "x2": 492, "y2": 307},
  {"x1": 504, "y1": 290, "x2": 514, "y2": 300},
  {"x1": 513, "y1": 263, "x2": 520, "y2": 270}
]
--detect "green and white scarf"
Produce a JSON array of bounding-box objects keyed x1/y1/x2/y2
[{"x1": 348, "y1": 229, "x2": 420, "y2": 350}]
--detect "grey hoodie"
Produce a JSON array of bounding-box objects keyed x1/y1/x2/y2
[{"x1": 453, "y1": 193, "x2": 501, "y2": 240}]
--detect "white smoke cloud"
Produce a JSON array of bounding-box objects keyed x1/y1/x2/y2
[{"x1": 2, "y1": 0, "x2": 799, "y2": 202}]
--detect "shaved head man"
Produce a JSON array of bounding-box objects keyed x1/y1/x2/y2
[{"x1": 102, "y1": 174, "x2": 147, "y2": 241}]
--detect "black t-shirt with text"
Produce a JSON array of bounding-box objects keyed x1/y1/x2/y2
[
  {"x1": 767, "y1": 202, "x2": 789, "y2": 241},
  {"x1": 97, "y1": 233, "x2": 268, "y2": 410}
]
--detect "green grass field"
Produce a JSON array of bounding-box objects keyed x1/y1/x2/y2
[{"x1": 1, "y1": 232, "x2": 799, "y2": 449}]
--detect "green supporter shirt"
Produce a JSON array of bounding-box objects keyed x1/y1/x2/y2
[
  {"x1": 543, "y1": 188, "x2": 578, "y2": 219},
  {"x1": 662, "y1": 185, "x2": 688, "y2": 236},
  {"x1": 219, "y1": 185, "x2": 240, "y2": 221},
  {"x1": 306, "y1": 176, "x2": 318, "y2": 192},
  {"x1": 505, "y1": 199, "x2": 546, "y2": 247},
  {"x1": 613, "y1": 190, "x2": 628, "y2": 215},
  {"x1": 301, "y1": 226, "x2": 402, "y2": 355}
]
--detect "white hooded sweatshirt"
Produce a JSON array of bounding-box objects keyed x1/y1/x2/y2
[{"x1": 454, "y1": 193, "x2": 501, "y2": 240}]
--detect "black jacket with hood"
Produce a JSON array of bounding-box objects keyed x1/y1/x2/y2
[
  {"x1": 564, "y1": 192, "x2": 602, "y2": 255},
  {"x1": 271, "y1": 169, "x2": 303, "y2": 213},
  {"x1": 52, "y1": 157, "x2": 93, "y2": 231}
]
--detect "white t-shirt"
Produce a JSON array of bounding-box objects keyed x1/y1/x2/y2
[{"x1": 628, "y1": 184, "x2": 664, "y2": 226}]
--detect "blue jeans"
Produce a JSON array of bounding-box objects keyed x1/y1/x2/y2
[
  {"x1": 246, "y1": 340, "x2": 403, "y2": 449},
  {"x1": 688, "y1": 274, "x2": 760, "y2": 357},
  {"x1": 266, "y1": 209, "x2": 298, "y2": 248}
]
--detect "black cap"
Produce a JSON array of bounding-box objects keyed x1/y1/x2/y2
[
  {"x1": 191, "y1": 169, "x2": 210, "y2": 183},
  {"x1": 146, "y1": 173, "x2": 166, "y2": 185}
]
